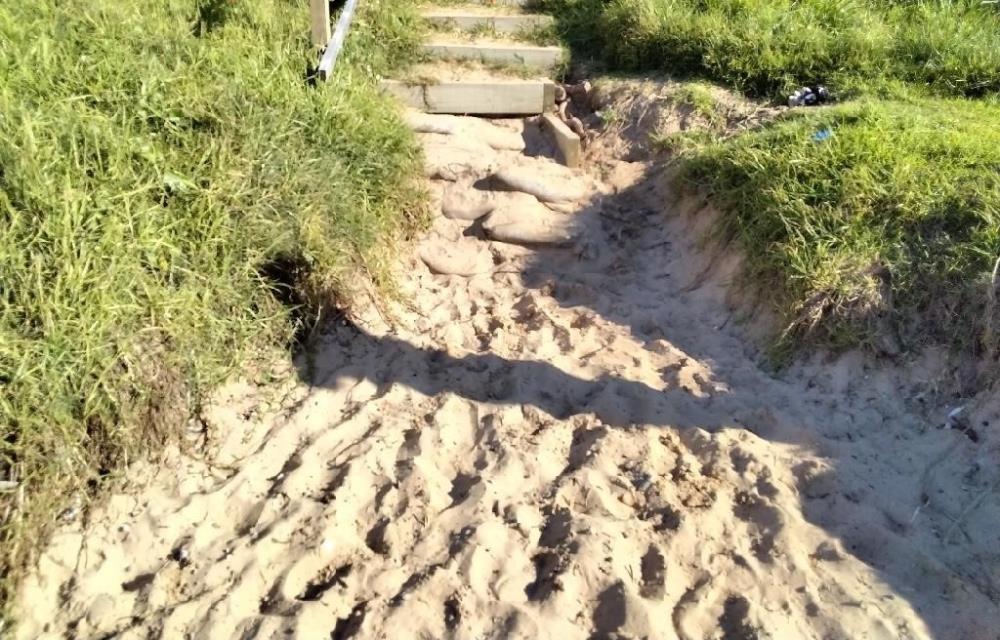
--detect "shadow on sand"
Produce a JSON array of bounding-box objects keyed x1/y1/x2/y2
[{"x1": 293, "y1": 161, "x2": 999, "y2": 639}]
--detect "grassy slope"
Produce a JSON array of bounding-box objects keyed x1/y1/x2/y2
[
  {"x1": 544, "y1": 0, "x2": 1000, "y2": 354},
  {"x1": 0, "y1": 0, "x2": 423, "y2": 623},
  {"x1": 681, "y1": 98, "x2": 1000, "y2": 351},
  {"x1": 544, "y1": 0, "x2": 1000, "y2": 98}
]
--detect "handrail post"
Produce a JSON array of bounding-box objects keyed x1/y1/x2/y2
[
  {"x1": 316, "y1": 0, "x2": 361, "y2": 80},
  {"x1": 310, "y1": 0, "x2": 331, "y2": 48}
]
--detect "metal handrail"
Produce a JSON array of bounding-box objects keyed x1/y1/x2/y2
[{"x1": 310, "y1": 0, "x2": 361, "y2": 81}]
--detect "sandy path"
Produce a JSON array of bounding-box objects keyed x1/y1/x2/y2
[{"x1": 17, "y1": 109, "x2": 1000, "y2": 640}]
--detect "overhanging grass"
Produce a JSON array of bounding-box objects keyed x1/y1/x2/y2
[
  {"x1": 0, "y1": 0, "x2": 424, "y2": 625},
  {"x1": 542, "y1": 0, "x2": 1000, "y2": 99},
  {"x1": 540, "y1": 0, "x2": 1000, "y2": 356},
  {"x1": 678, "y1": 97, "x2": 1000, "y2": 351}
]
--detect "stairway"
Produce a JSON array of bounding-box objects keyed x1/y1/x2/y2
[{"x1": 381, "y1": 2, "x2": 580, "y2": 165}]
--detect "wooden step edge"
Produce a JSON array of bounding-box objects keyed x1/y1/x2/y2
[
  {"x1": 462, "y1": 0, "x2": 532, "y2": 6},
  {"x1": 420, "y1": 11, "x2": 554, "y2": 34},
  {"x1": 541, "y1": 113, "x2": 582, "y2": 168},
  {"x1": 420, "y1": 42, "x2": 564, "y2": 70},
  {"x1": 381, "y1": 79, "x2": 556, "y2": 115}
]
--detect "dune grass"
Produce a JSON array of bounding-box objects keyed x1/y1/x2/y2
[
  {"x1": 543, "y1": 0, "x2": 1000, "y2": 355},
  {"x1": 542, "y1": 0, "x2": 1000, "y2": 99},
  {"x1": 679, "y1": 97, "x2": 1000, "y2": 352},
  {"x1": 0, "y1": 0, "x2": 424, "y2": 625}
]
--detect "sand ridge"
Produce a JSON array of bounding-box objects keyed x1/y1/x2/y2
[{"x1": 15, "y1": 108, "x2": 1000, "y2": 639}]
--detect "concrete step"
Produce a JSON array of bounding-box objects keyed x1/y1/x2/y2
[
  {"x1": 420, "y1": 8, "x2": 553, "y2": 34},
  {"x1": 383, "y1": 61, "x2": 556, "y2": 115},
  {"x1": 421, "y1": 40, "x2": 563, "y2": 70},
  {"x1": 541, "y1": 113, "x2": 582, "y2": 168},
  {"x1": 381, "y1": 79, "x2": 555, "y2": 115},
  {"x1": 460, "y1": 0, "x2": 532, "y2": 6}
]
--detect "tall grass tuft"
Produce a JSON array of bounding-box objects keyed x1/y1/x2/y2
[
  {"x1": 680, "y1": 97, "x2": 1000, "y2": 353},
  {"x1": 541, "y1": 0, "x2": 1000, "y2": 355},
  {"x1": 542, "y1": 0, "x2": 1000, "y2": 99},
  {"x1": 0, "y1": 0, "x2": 424, "y2": 626}
]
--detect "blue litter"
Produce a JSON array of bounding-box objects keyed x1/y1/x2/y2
[{"x1": 812, "y1": 128, "x2": 834, "y2": 142}]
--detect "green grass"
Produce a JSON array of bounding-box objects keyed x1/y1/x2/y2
[
  {"x1": 0, "y1": 0, "x2": 424, "y2": 627},
  {"x1": 678, "y1": 97, "x2": 1000, "y2": 352},
  {"x1": 541, "y1": 0, "x2": 1000, "y2": 356},
  {"x1": 672, "y1": 82, "x2": 724, "y2": 123},
  {"x1": 541, "y1": 0, "x2": 1000, "y2": 99}
]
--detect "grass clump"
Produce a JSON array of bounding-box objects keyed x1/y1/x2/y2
[
  {"x1": 541, "y1": 0, "x2": 1000, "y2": 357},
  {"x1": 542, "y1": 0, "x2": 1000, "y2": 99},
  {"x1": 672, "y1": 82, "x2": 724, "y2": 123},
  {"x1": 679, "y1": 98, "x2": 1000, "y2": 352},
  {"x1": 0, "y1": 0, "x2": 424, "y2": 626}
]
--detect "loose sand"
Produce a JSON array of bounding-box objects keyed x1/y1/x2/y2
[{"x1": 16, "y1": 99, "x2": 1000, "y2": 639}]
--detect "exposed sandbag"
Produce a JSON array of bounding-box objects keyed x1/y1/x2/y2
[
  {"x1": 544, "y1": 200, "x2": 579, "y2": 214},
  {"x1": 404, "y1": 110, "x2": 457, "y2": 135},
  {"x1": 405, "y1": 110, "x2": 525, "y2": 151},
  {"x1": 494, "y1": 163, "x2": 588, "y2": 202},
  {"x1": 482, "y1": 192, "x2": 578, "y2": 246},
  {"x1": 442, "y1": 183, "x2": 498, "y2": 221},
  {"x1": 421, "y1": 134, "x2": 499, "y2": 181},
  {"x1": 418, "y1": 237, "x2": 494, "y2": 276},
  {"x1": 472, "y1": 123, "x2": 526, "y2": 152}
]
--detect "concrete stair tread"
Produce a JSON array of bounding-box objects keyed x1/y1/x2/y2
[
  {"x1": 421, "y1": 38, "x2": 563, "y2": 70},
  {"x1": 433, "y1": 0, "x2": 532, "y2": 6},
  {"x1": 419, "y1": 4, "x2": 540, "y2": 16},
  {"x1": 382, "y1": 61, "x2": 555, "y2": 114},
  {"x1": 381, "y1": 80, "x2": 554, "y2": 115},
  {"x1": 394, "y1": 60, "x2": 551, "y2": 83},
  {"x1": 423, "y1": 31, "x2": 557, "y2": 47},
  {"x1": 420, "y1": 7, "x2": 554, "y2": 34}
]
